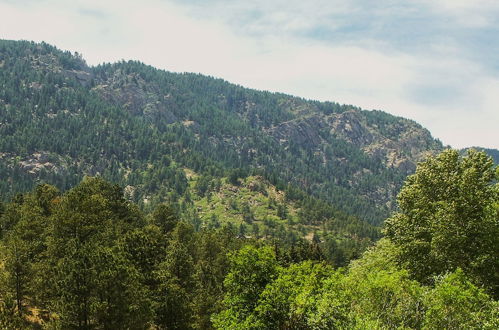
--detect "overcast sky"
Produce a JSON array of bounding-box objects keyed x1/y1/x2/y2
[{"x1": 1, "y1": 0, "x2": 498, "y2": 149}]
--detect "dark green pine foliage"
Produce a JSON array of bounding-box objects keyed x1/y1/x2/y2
[
  {"x1": 0, "y1": 177, "x2": 252, "y2": 328},
  {"x1": 0, "y1": 39, "x2": 443, "y2": 226},
  {"x1": 0, "y1": 161, "x2": 498, "y2": 329},
  {"x1": 45, "y1": 177, "x2": 151, "y2": 329}
]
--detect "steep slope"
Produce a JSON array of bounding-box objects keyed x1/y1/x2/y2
[
  {"x1": 0, "y1": 40, "x2": 443, "y2": 225},
  {"x1": 181, "y1": 173, "x2": 379, "y2": 262}
]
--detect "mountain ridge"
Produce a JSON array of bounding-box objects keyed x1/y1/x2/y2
[{"x1": 1, "y1": 39, "x2": 495, "y2": 227}]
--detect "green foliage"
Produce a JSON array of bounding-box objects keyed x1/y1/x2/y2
[
  {"x1": 385, "y1": 149, "x2": 499, "y2": 295},
  {"x1": 306, "y1": 240, "x2": 425, "y2": 329},
  {"x1": 253, "y1": 261, "x2": 336, "y2": 329},
  {"x1": 150, "y1": 203, "x2": 179, "y2": 234},
  {"x1": 0, "y1": 178, "x2": 249, "y2": 328},
  {"x1": 0, "y1": 39, "x2": 443, "y2": 227},
  {"x1": 304, "y1": 271, "x2": 350, "y2": 329},
  {"x1": 423, "y1": 269, "x2": 499, "y2": 329},
  {"x1": 120, "y1": 225, "x2": 166, "y2": 286},
  {"x1": 213, "y1": 240, "x2": 423, "y2": 329},
  {"x1": 0, "y1": 170, "x2": 497, "y2": 329},
  {"x1": 154, "y1": 242, "x2": 194, "y2": 329},
  {"x1": 50, "y1": 243, "x2": 152, "y2": 329},
  {"x1": 345, "y1": 245, "x2": 425, "y2": 328},
  {"x1": 212, "y1": 246, "x2": 279, "y2": 329},
  {"x1": 211, "y1": 232, "x2": 498, "y2": 329},
  {"x1": 44, "y1": 178, "x2": 151, "y2": 328},
  {"x1": 0, "y1": 186, "x2": 54, "y2": 320},
  {"x1": 1, "y1": 39, "x2": 497, "y2": 328}
]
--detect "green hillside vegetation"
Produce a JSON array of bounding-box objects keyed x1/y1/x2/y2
[
  {"x1": 0, "y1": 176, "x2": 373, "y2": 329},
  {"x1": 188, "y1": 174, "x2": 303, "y2": 233},
  {"x1": 1, "y1": 39, "x2": 498, "y2": 328},
  {"x1": 0, "y1": 39, "x2": 443, "y2": 226},
  {"x1": 0, "y1": 149, "x2": 497, "y2": 329},
  {"x1": 182, "y1": 173, "x2": 379, "y2": 264}
]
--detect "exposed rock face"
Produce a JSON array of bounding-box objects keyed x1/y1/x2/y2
[
  {"x1": 22, "y1": 50, "x2": 177, "y2": 124},
  {"x1": 65, "y1": 69, "x2": 93, "y2": 86},
  {"x1": 267, "y1": 108, "x2": 441, "y2": 175},
  {"x1": 93, "y1": 70, "x2": 178, "y2": 124},
  {"x1": 18, "y1": 43, "x2": 439, "y2": 178},
  {"x1": 268, "y1": 115, "x2": 327, "y2": 149},
  {"x1": 327, "y1": 110, "x2": 440, "y2": 173},
  {"x1": 17, "y1": 152, "x2": 60, "y2": 175},
  {"x1": 328, "y1": 110, "x2": 374, "y2": 146}
]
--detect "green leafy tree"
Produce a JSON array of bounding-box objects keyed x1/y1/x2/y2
[
  {"x1": 50, "y1": 241, "x2": 96, "y2": 329},
  {"x1": 212, "y1": 245, "x2": 278, "y2": 329},
  {"x1": 2, "y1": 236, "x2": 30, "y2": 316},
  {"x1": 344, "y1": 240, "x2": 425, "y2": 329},
  {"x1": 33, "y1": 183, "x2": 60, "y2": 216},
  {"x1": 154, "y1": 254, "x2": 193, "y2": 329},
  {"x1": 153, "y1": 223, "x2": 195, "y2": 329},
  {"x1": 0, "y1": 186, "x2": 55, "y2": 318},
  {"x1": 305, "y1": 271, "x2": 350, "y2": 329},
  {"x1": 0, "y1": 197, "x2": 22, "y2": 239},
  {"x1": 253, "y1": 261, "x2": 335, "y2": 329},
  {"x1": 310, "y1": 239, "x2": 424, "y2": 329},
  {"x1": 120, "y1": 225, "x2": 166, "y2": 287},
  {"x1": 191, "y1": 230, "x2": 234, "y2": 329},
  {"x1": 423, "y1": 269, "x2": 499, "y2": 329},
  {"x1": 384, "y1": 149, "x2": 499, "y2": 295},
  {"x1": 92, "y1": 246, "x2": 152, "y2": 329}
]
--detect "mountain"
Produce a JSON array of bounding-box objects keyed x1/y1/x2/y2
[
  {"x1": 0, "y1": 39, "x2": 444, "y2": 228},
  {"x1": 2, "y1": 39, "x2": 498, "y2": 330}
]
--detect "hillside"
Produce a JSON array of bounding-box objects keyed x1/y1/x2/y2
[
  {"x1": 1, "y1": 40, "x2": 497, "y2": 329},
  {"x1": 0, "y1": 39, "x2": 444, "y2": 226},
  {"x1": 0, "y1": 152, "x2": 497, "y2": 329}
]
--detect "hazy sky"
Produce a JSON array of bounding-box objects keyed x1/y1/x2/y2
[{"x1": 1, "y1": 0, "x2": 498, "y2": 149}]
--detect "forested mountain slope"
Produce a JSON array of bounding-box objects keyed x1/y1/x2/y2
[
  {"x1": 1, "y1": 40, "x2": 498, "y2": 329},
  {"x1": 0, "y1": 39, "x2": 444, "y2": 225}
]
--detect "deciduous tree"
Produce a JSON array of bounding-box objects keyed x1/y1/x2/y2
[{"x1": 384, "y1": 149, "x2": 499, "y2": 295}]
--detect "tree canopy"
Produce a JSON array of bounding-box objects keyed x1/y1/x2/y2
[{"x1": 385, "y1": 149, "x2": 499, "y2": 295}]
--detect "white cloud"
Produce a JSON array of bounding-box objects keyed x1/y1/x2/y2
[{"x1": 419, "y1": 0, "x2": 499, "y2": 28}]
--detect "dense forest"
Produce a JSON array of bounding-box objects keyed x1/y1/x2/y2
[
  {"x1": 0, "y1": 149, "x2": 497, "y2": 328},
  {"x1": 0, "y1": 40, "x2": 498, "y2": 328},
  {"x1": 0, "y1": 39, "x2": 448, "y2": 226}
]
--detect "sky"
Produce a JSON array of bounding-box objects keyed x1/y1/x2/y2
[{"x1": 1, "y1": 0, "x2": 498, "y2": 149}]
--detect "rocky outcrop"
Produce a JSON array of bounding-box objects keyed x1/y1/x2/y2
[
  {"x1": 268, "y1": 115, "x2": 327, "y2": 149},
  {"x1": 328, "y1": 110, "x2": 374, "y2": 146},
  {"x1": 93, "y1": 69, "x2": 177, "y2": 124},
  {"x1": 267, "y1": 108, "x2": 441, "y2": 174},
  {"x1": 326, "y1": 110, "x2": 441, "y2": 173},
  {"x1": 66, "y1": 69, "x2": 93, "y2": 86},
  {"x1": 17, "y1": 152, "x2": 59, "y2": 175}
]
